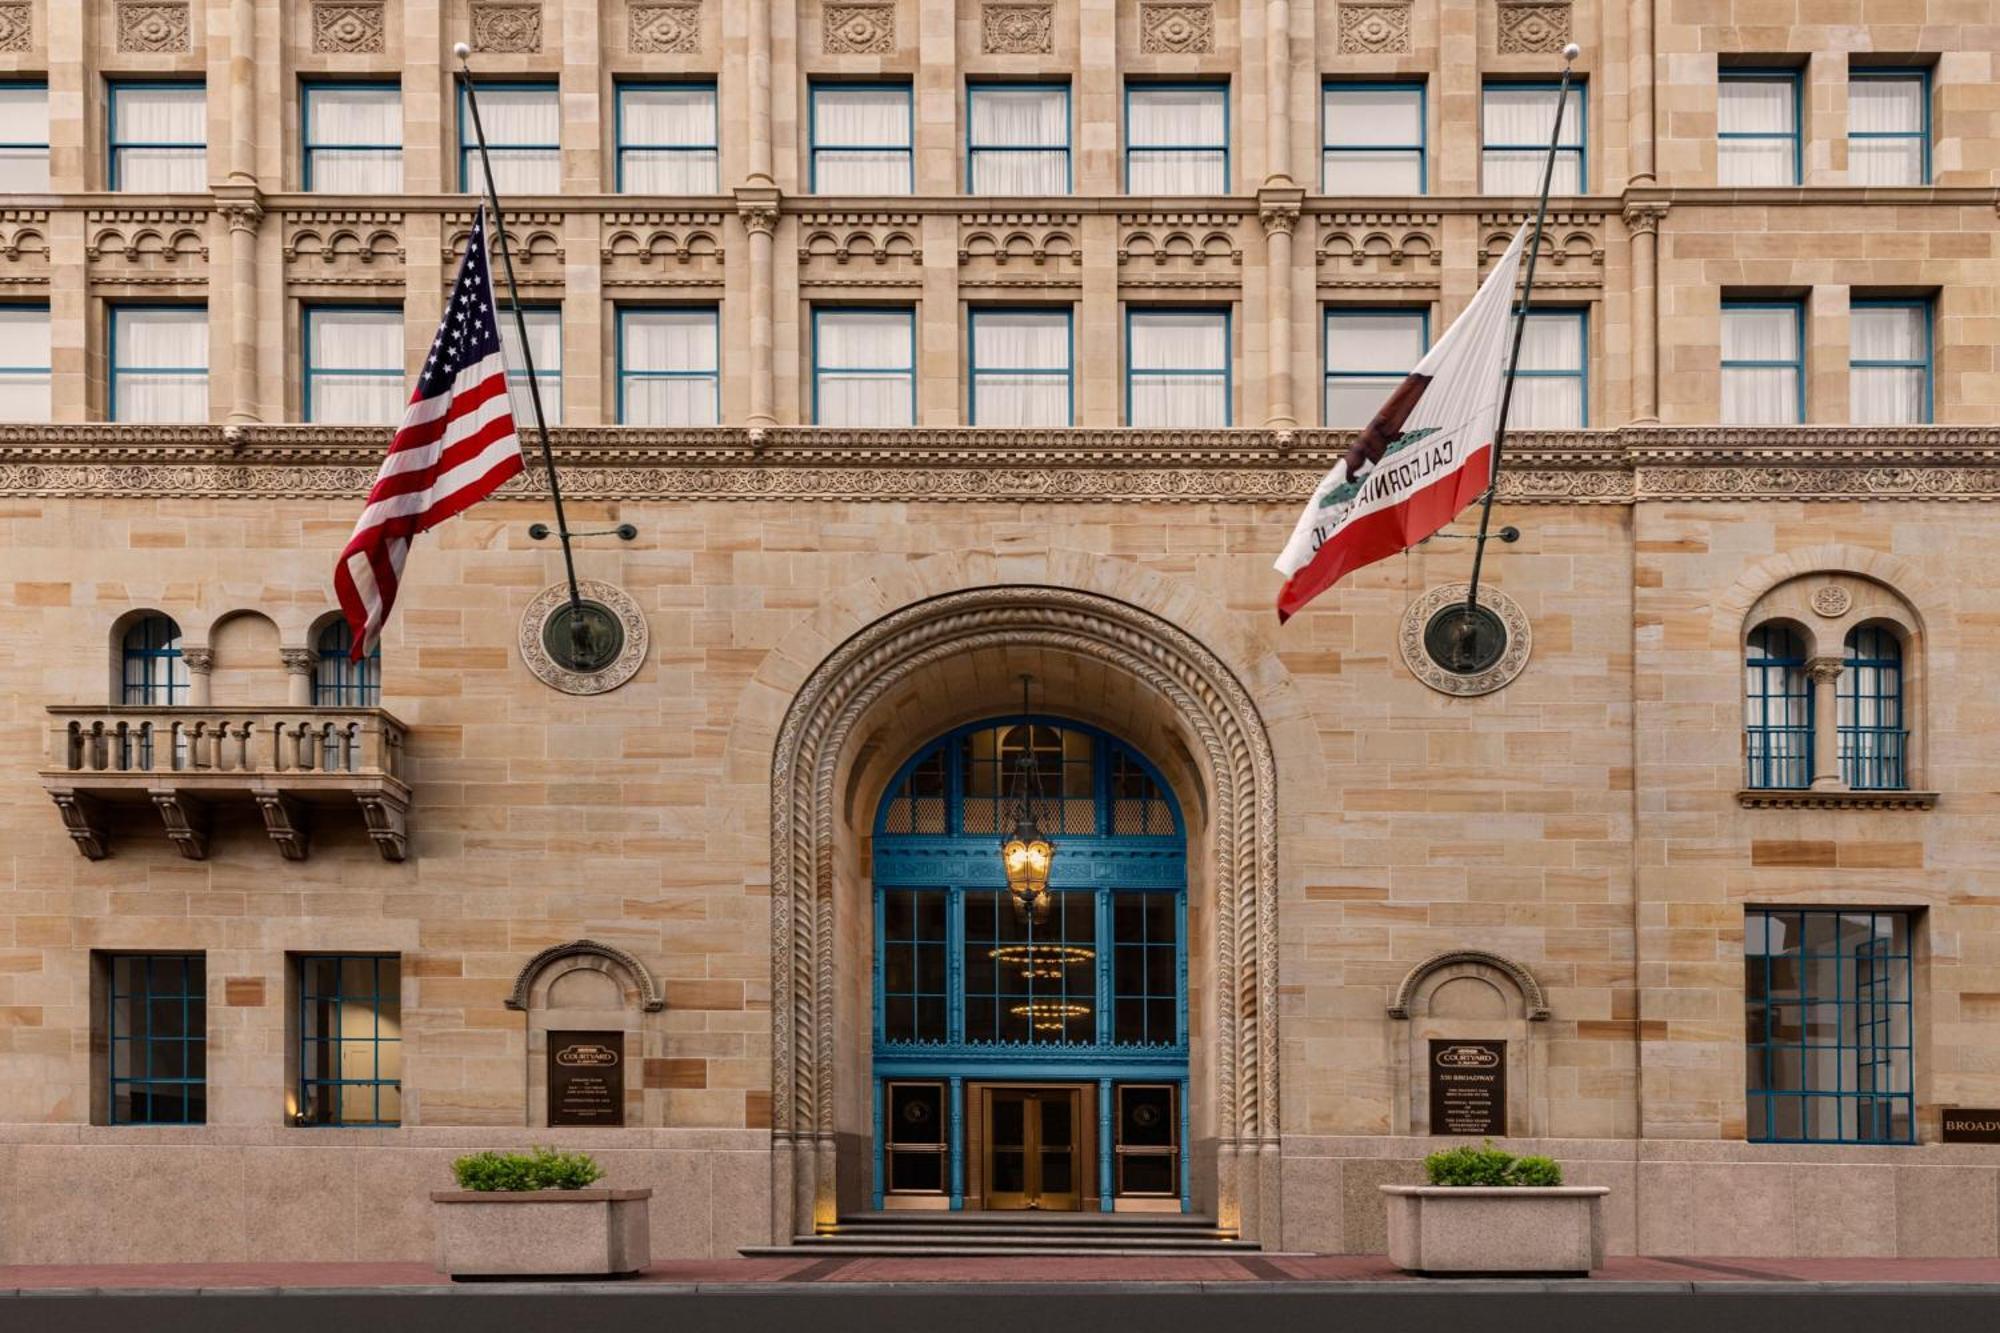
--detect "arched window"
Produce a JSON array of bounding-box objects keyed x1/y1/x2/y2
[
  {"x1": 314, "y1": 620, "x2": 380, "y2": 706},
  {"x1": 1840, "y1": 626, "x2": 1904, "y2": 790},
  {"x1": 121, "y1": 614, "x2": 187, "y2": 705},
  {"x1": 1745, "y1": 623, "x2": 1810, "y2": 789}
]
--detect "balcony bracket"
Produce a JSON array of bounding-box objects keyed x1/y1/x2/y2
[
  {"x1": 151, "y1": 788, "x2": 210, "y2": 860},
  {"x1": 357, "y1": 789, "x2": 409, "y2": 862},
  {"x1": 256, "y1": 791, "x2": 311, "y2": 861},
  {"x1": 47, "y1": 788, "x2": 109, "y2": 860}
]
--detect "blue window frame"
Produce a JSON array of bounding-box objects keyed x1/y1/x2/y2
[
  {"x1": 302, "y1": 82, "x2": 402, "y2": 192},
  {"x1": 315, "y1": 619, "x2": 381, "y2": 707},
  {"x1": 1745, "y1": 622, "x2": 1811, "y2": 789},
  {"x1": 1125, "y1": 83, "x2": 1228, "y2": 194},
  {"x1": 500, "y1": 304, "x2": 564, "y2": 425},
  {"x1": 303, "y1": 305, "x2": 405, "y2": 425},
  {"x1": 457, "y1": 80, "x2": 560, "y2": 194},
  {"x1": 1126, "y1": 308, "x2": 1230, "y2": 428},
  {"x1": 1322, "y1": 82, "x2": 1425, "y2": 195},
  {"x1": 0, "y1": 303, "x2": 51, "y2": 422},
  {"x1": 109, "y1": 304, "x2": 209, "y2": 423},
  {"x1": 813, "y1": 307, "x2": 915, "y2": 427},
  {"x1": 1481, "y1": 80, "x2": 1584, "y2": 195},
  {"x1": 967, "y1": 83, "x2": 1070, "y2": 195},
  {"x1": 808, "y1": 82, "x2": 914, "y2": 195},
  {"x1": 121, "y1": 613, "x2": 188, "y2": 706},
  {"x1": 1722, "y1": 300, "x2": 1805, "y2": 425},
  {"x1": 1509, "y1": 309, "x2": 1588, "y2": 429},
  {"x1": 108, "y1": 81, "x2": 206, "y2": 191},
  {"x1": 1718, "y1": 69, "x2": 1801, "y2": 186},
  {"x1": 1324, "y1": 308, "x2": 1428, "y2": 428},
  {"x1": 0, "y1": 81, "x2": 50, "y2": 191},
  {"x1": 1840, "y1": 625, "x2": 1905, "y2": 791},
  {"x1": 618, "y1": 306, "x2": 719, "y2": 426},
  {"x1": 969, "y1": 307, "x2": 1073, "y2": 427},
  {"x1": 106, "y1": 953, "x2": 206, "y2": 1125},
  {"x1": 871, "y1": 718, "x2": 1189, "y2": 1211},
  {"x1": 616, "y1": 82, "x2": 720, "y2": 193},
  {"x1": 1850, "y1": 299, "x2": 1931, "y2": 425},
  {"x1": 1849, "y1": 69, "x2": 1929, "y2": 185},
  {"x1": 1746, "y1": 909, "x2": 1914, "y2": 1145},
  {"x1": 296, "y1": 954, "x2": 401, "y2": 1127}
]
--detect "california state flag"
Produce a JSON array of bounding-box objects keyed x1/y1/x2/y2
[{"x1": 1274, "y1": 221, "x2": 1533, "y2": 622}]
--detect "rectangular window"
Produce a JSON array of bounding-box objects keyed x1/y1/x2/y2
[
  {"x1": 1324, "y1": 308, "x2": 1427, "y2": 428},
  {"x1": 1722, "y1": 301, "x2": 1805, "y2": 425},
  {"x1": 1112, "y1": 893, "x2": 1180, "y2": 1046},
  {"x1": 1481, "y1": 81, "x2": 1584, "y2": 195},
  {"x1": 109, "y1": 82, "x2": 206, "y2": 192},
  {"x1": 1746, "y1": 909, "x2": 1914, "y2": 1144},
  {"x1": 967, "y1": 84, "x2": 1070, "y2": 195},
  {"x1": 1850, "y1": 70, "x2": 1929, "y2": 185},
  {"x1": 0, "y1": 82, "x2": 50, "y2": 191},
  {"x1": 1850, "y1": 300, "x2": 1931, "y2": 425},
  {"x1": 879, "y1": 891, "x2": 948, "y2": 1044},
  {"x1": 500, "y1": 305, "x2": 563, "y2": 425},
  {"x1": 970, "y1": 308, "x2": 1072, "y2": 427},
  {"x1": 106, "y1": 953, "x2": 206, "y2": 1125},
  {"x1": 616, "y1": 83, "x2": 720, "y2": 193},
  {"x1": 618, "y1": 307, "x2": 718, "y2": 426},
  {"x1": 814, "y1": 307, "x2": 915, "y2": 427},
  {"x1": 1718, "y1": 70, "x2": 1801, "y2": 186},
  {"x1": 110, "y1": 306, "x2": 208, "y2": 423},
  {"x1": 304, "y1": 306, "x2": 405, "y2": 425},
  {"x1": 1127, "y1": 309, "x2": 1229, "y2": 428},
  {"x1": 0, "y1": 305, "x2": 51, "y2": 422},
  {"x1": 303, "y1": 83, "x2": 402, "y2": 192},
  {"x1": 1126, "y1": 84, "x2": 1228, "y2": 194},
  {"x1": 458, "y1": 82, "x2": 559, "y2": 194},
  {"x1": 1323, "y1": 83, "x2": 1424, "y2": 195},
  {"x1": 810, "y1": 83, "x2": 913, "y2": 195},
  {"x1": 1508, "y1": 310, "x2": 1587, "y2": 429},
  {"x1": 296, "y1": 955, "x2": 401, "y2": 1127},
  {"x1": 963, "y1": 889, "x2": 1095, "y2": 1045}
]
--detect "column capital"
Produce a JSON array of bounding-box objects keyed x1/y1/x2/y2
[
  {"x1": 1256, "y1": 187, "x2": 1305, "y2": 238},
  {"x1": 1621, "y1": 200, "x2": 1670, "y2": 236},
  {"x1": 736, "y1": 187, "x2": 782, "y2": 237},
  {"x1": 1807, "y1": 655, "x2": 1845, "y2": 685},
  {"x1": 181, "y1": 646, "x2": 215, "y2": 674},
  {"x1": 281, "y1": 648, "x2": 317, "y2": 677},
  {"x1": 215, "y1": 190, "x2": 266, "y2": 234}
]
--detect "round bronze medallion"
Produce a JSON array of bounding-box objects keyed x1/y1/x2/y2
[
  {"x1": 1398, "y1": 584, "x2": 1533, "y2": 697},
  {"x1": 519, "y1": 579, "x2": 649, "y2": 695},
  {"x1": 1423, "y1": 602, "x2": 1510, "y2": 676},
  {"x1": 541, "y1": 599, "x2": 626, "y2": 674}
]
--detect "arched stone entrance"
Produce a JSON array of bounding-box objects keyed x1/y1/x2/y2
[{"x1": 765, "y1": 585, "x2": 1282, "y2": 1245}]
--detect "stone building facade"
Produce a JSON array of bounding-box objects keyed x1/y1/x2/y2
[{"x1": 1, "y1": 0, "x2": 1999, "y2": 1263}]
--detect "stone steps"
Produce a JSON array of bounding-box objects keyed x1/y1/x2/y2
[{"x1": 742, "y1": 1211, "x2": 1259, "y2": 1257}]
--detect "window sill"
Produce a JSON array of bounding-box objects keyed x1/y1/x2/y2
[{"x1": 1736, "y1": 789, "x2": 1938, "y2": 810}]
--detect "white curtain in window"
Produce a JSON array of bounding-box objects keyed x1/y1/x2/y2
[
  {"x1": 1850, "y1": 305, "x2": 1926, "y2": 424},
  {"x1": 1323, "y1": 88, "x2": 1423, "y2": 195},
  {"x1": 1481, "y1": 86, "x2": 1582, "y2": 194},
  {"x1": 309, "y1": 309, "x2": 404, "y2": 425},
  {"x1": 969, "y1": 88, "x2": 1067, "y2": 194},
  {"x1": 499, "y1": 309, "x2": 563, "y2": 424},
  {"x1": 1129, "y1": 312, "x2": 1227, "y2": 427},
  {"x1": 1127, "y1": 88, "x2": 1226, "y2": 194},
  {"x1": 0, "y1": 85, "x2": 50, "y2": 191},
  {"x1": 817, "y1": 310, "x2": 913, "y2": 426},
  {"x1": 114, "y1": 308, "x2": 208, "y2": 422},
  {"x1": 813, "y1": 88, "x2": 912, "y2": 194},
  {"x1": 973, "y1": 311, "x2": 1068, "y2": 426},
  {"x1": 468, "y1": 88, "x2": 560, "y2": 193},
  {"x1": 1722, "y1": 306, "x2": 1801, "y2": 425},
  {"x1": 624, "y1": 310, "x2": 718, "y2": 426},
  {"x1": 1324, "y1": 312, "x2": 1425, "y2": 427},
  {"x1": 0, "y1": 307, "x2": 50, "y2": 422},
  {"x1": 1849, "y1": 77, "x2": 1924, "y2": 184},
  {"x1": 1504, "y1": 315, "x2": 1585, "y2": 429},
  {"x1": 308, "y1": 87, "x2": 402, "y2": 193},
  {"x1": 620, "y1": 88, "x2": 720, "y2": 193},
  {"x1": 113, "y1": 86, "x2": 206, "y2": 191},
  {"x1": 1718, "y1": 78, "x2": 1796, "y2": 186}
]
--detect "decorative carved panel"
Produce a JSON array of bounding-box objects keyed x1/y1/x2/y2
[
  {"x1": 86, "y1": 210, "x2": 210, "y2": 282},
  {"x1": 1316, "y1": 211, "x2": 1442, "y2": 291},
  {"x1": 797, "y1": 211, "x2": 922, "y2": 285},
  {"x1": 600, "y1": 210, "x2": 726, "y2": 287},
  {"x1": 117, "y1": 2, "x2": 192, "y2": 53},
  {"x1": 0, "y1": 3, "x2": 30, "y2": 52},
  {"x1": 443, "y1": 211, "x2": 564, "y2": 286},
  {"x1": 1477, "y1": 211, "x2": 1605, "y2": 289},
  {"x1": 1118, "y1": 212, "x2": 1243, "y2": 290},
  {"x1": 312, "y1": 2, "x2": 386, "y2": 53},
  {"x1": 1338, "y1": 3, "x2": 1410, "y2": 55},
  {"x1": 982, "y1": 2, "x2": 1054, "y2": 54},
  {"x1": 1139, "y1": 3, "x2": 1214, "y2": 53},
  {"x1": 1497, "y1": 0, "x2": 1571, "y2": 55},
  {"x1": 629, "y1": 1, "x2": 701, "y2": 52},
  {"x1": 823, "y1": 3, "x2": 895, "y2": 54},
  {"x1": 283, "y1": 211, "x2": 407, "y2": 285},
  {"x1": 470, "y1": 1, "x2": 542, "y2": 52},
  {"x1": 959, "y1": 213, "x2": 1080, "y2": 291},
  {"x1": 0, "y1": 210, "x2": 51, "y2": 289}
]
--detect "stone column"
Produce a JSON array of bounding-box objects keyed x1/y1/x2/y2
[
  {"x1": 1624, "y1": 202, "x2": 1666, "y2": 423},
  {"x1": 227, "y1": 0, "x2": 256, "y2": 187},
  {"x1": 738, "y1": 193, "x2": 780, "y2": 429},
  {"x1": 1265, "y1": 0, "x2": 1292, "y2": 187},
  {"x1": 1630, "y1": 0, "x2": 1655, "y2": 185},
  {"x1": 282, "y1": 649, "x2": 316, "y2": 708},
  {"x1": 219, "y1": 199, "x2": 263, "y2": 424},
  {"x1": 1259, "y1": 194, "x2": 1302, "y2": 429},
  {"x1": 1808, "y1": 657, "x2": 1844, "y2": 791},
  {"x1": 747, "y1": 0, "x2": 773, "y2": 187},
  {"x1": 184, "y1": 648, "x2": 215, "y2": 708}
]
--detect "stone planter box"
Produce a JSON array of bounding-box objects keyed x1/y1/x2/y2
[
  {"x1": 431, "y1": 1187, "x2": 651, "y2": 1279},
  {"x1": 1381, "y1": 1185, "x2": 1608, "y2": 1276}
]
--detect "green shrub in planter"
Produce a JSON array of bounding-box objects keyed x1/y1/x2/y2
[
  {"x1": 1422, "y1": 1141, "x2": 1563, "y2": 1187},
  {"x1": 451, "y1": 1146, "x2": 606, "y2": 1192}
]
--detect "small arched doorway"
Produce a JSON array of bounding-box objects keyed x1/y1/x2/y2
[{"x1": 871, "y1": 716, "x2": 1188, "y2": 1213}]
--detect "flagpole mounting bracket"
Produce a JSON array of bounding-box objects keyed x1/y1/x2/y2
[{"x1": 530, "y1": 523, "x2": 638, "y2": 542}]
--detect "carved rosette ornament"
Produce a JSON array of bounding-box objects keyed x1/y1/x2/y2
[
  {"x1": 823, "y1": 3, "x2": 895, "y2": 54},
  {"x1": 117, "y1": 2, "x2": 192, "y2": 53},
  {"x1": 312, "y1": 2, "x2": 386, "y2": 53},
  {"x1": 0, "y1": 3, "x2": 30, "y2": 52},
  {"x1": 1497, "y1": 0, "x2": 1572, "y2": 55},
  {"x1": 629, "y1": 2, "x2": 701, "y2": 52},
  {"x1": 1399, "y1": 584, "x2": 1533, "y2": 697},
  {"x1": 1810, "y1": 585, "x2": 1852, "y2": 618},
  {"x1": 1139, "y1": 3, "x2": 1215, "y2": 54},
  {"x1": 982, "y1": 3, "x2": 1054, "y2": 54},
  {"x1": 518, "y1": 579, "x2": 649, "y2": 695},
  {"x1": 1338, "y1": 3, "x2": 1411, "y2": 55},
  {"x1": 470, "y1": 1, "x2": 542, "y2": 53}
]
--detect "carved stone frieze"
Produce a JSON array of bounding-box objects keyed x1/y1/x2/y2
[
  {"x1": 0, "y1": 210, "x2": 52, "y2": 285},
  {"x1": 312, "y1": 1, "x2": 385, "y2": 53},
  {"x1": 1338, "y1": 3, "x2": 1410, "y2": 55},
  {"x1": 797, "y1": 212, "x2": 922, "y2": 272},
  {"x1": 1119, "y1": 212, "x2": 1244, "y2": 281},
  {"x1": 444, "y1": 211, "x2": 562, "y2": 285},
  {"x1": 117, "y1": 2, "x2": 191, "y2": 53},
  {"x1": 1399, "y1": 584, "x2": 1534, "y2": 698},
  {"x1": 981, "y1": 2, "x2": 1054, "y2": 54},
  {"x1": 1478, "y1": 211, "x2": 1604, "y2": 288},
  {"x1": 1497, "y1": 0, "x2": 1571, "y2": 55},
  {"x1": 601, "y1": 211, "x2": 726, "y2": 283},
  {"x1": 284, "y1": 211, "x2": 406, "y2": 283},
  {"x1": 823, "y1": 3, "x2": 894, "y2": 54},
  {"x1": 470, "y1": 1, "x2": 542, "y2": 52},
  {"x1": 629, "y1": 2, "x2": 701, "y2": 52},
  {"x1": 958, "y1": 213, "x2": 1080, "y2": 283},
  {"x1": 87, "y1": 210, "x2": 210, "y2": 278},
  {"x1": 0, "y1": 3, "x2": 30, "y2": 52},
  {"x1": 1316, "y1": 211, "x2": 1442, "y2": 290},
  {"x1": 1139, "y1": 3, "x2": 1214, "y2": 53}
]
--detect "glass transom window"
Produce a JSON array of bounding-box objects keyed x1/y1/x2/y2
[
  {"x1": 1849, "y1": 71, "x2": 1928, "y2": 185},
  {"x1": 1324, "y1": 309, "x2": 1427, "y2": 428},
  {"x1": 1482, "y1": 82, "x2": 1583, "y2": 195},
  {"x1": 0, "y1": 82, "x2": 50, "y2": 192},
  {"x1": 1718, "y1": 71, "x2": 1800, "y2": 186},
  {"x1": 303, "y1": 84, "x2": 403, "y2": 192},
  {"x1": 1850, "y1": 301, "x2": 1930, "y2": 425},
  {"x1": 970, "y1": 308, "x2": 1072, "y2": 427},
  {"x1": 810, "y1": 84, "x2": 913, "y2": 195},
  {"x1": 109, "y1": 82, "x2": 206, "y2": 192},
  {"x1": 304, "y1": 306, "x2": 405, "y2": 425},
  {"x1": 0, "y1": 305, "x2": 51, "y2": 422},
  {"x1": 110, "y1": 306, "x2": 208, "y2": 423},
  {"x1": 1126, "y1": 85, "x2": 1228, "y2": 195},
  {"x1": 617, "y1": 84, "x2": 720, "y2": 193},
  {"x1": 1722, "y1": 302, "x2": 1804, "y2": 425},
  {"x1": 1323, "y1": 84, "x2": 1425, "y2": 195},
  {"x1": 459, "y1": 82, "x2": 559, "y2": 194},
  {"x1": 619, "y1": 307, "x2": 719, "y2": 426},
  {"x1": 814, "y1": 308, "x2": 915, "y2": 427},
  {"x1": 1127, "y1": 310, "x2": 1229, "y2": 428}
]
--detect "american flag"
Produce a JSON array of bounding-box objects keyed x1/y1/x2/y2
[{"x1": 334, "y1": 206, "x2": 524, "y2": 659}]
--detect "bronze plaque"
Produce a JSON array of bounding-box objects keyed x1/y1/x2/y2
[
  {"x1": 548, "y1": 1030, "x2": 625, "y2": 1127},
  {"x1": 1942, "y1": 1108, "x2": 2000, "y2": 1144},
  {"x1": 1429, "y1": 1039, "x2": 1506, "y2": 1136}
]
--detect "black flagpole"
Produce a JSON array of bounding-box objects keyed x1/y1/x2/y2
[
  {"x1": 1464, "y1": 42, "x2": 1581, "y2": 614},
  {"x1": 455, "y1": 44, "x2": 586, "y2": 634}
]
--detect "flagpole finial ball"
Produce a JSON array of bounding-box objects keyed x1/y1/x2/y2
[
  {"x1": 1562, "y1": 42, "x2": 1581, "y2": 63},
  {"x1": 453, "y1": 41, "x2": 472, "y2": 61}
]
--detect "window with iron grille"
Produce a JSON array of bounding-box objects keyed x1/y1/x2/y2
[
  {"x1": 1839, "y1": 625, "x2": 1905, "y2": 791},
  {"x1": 1745, "y1": 623, "x2": 1810, "y2": 789},
  {"x1": 121, "y1": 613, "x2": 188, "y2": 705},
  {"x1": 315, "y1": 619, "x2": 380, "y2": 706},
  {"x1": 105, "y1": 953, "x2": 206, "y2": 1125},
  {"x1": 296, "y1": 954, "x2": 401, "y2": 1127}
]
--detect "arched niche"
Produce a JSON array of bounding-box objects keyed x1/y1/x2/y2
[
  {"x1": 507, "y1": 939, "x2": 663, "y2": 1128},
  {"x1": 1388, "y1": 950, "x2": 1549, "y2": 1138},
  {"x1": 207, "y1": 609, "x2": 286, "y2": 706}
]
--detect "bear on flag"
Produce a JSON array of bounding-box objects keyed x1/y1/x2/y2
[{"x1": 1273, "y1": 221, "x2": 1533, "y2": 623}]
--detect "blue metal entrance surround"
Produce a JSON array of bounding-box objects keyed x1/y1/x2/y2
[{"x1": 871, "y1": 717, "x2": 1191, "y2": 1212}]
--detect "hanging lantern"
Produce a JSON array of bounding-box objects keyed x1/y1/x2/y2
[{"x1": 999, "y1": 674, "x2": 1057, "y2": 913}]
